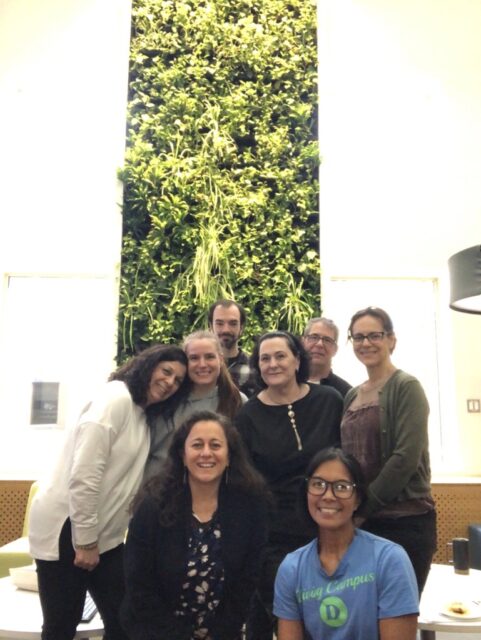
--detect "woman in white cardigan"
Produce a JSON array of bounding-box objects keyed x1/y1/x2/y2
[{"x1": 29, "y1": 344, "x2": 188, "y2": 640}]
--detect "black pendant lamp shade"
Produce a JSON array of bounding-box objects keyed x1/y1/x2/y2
[{"x1": 448, "y1": 245, "x2": 481, "y2": 314}]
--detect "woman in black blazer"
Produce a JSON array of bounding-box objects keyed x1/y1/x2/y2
[{"x1": 121, "y1": 410, "x2": 268, "y2": 640}]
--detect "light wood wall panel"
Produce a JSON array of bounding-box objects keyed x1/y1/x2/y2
[
  {"x1": 0, "y1": 481, "x2": 34, "y2": 546},
  {"x1": 432, "y1": 483, "x2": 481, "y2": 564},
  {"x1": 1, "y1": 481, "x2": 481, "y2": 562}
]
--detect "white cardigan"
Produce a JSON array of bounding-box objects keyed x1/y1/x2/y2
[{"x1": 29, "y1": 381, "x2": 150, "y2": 560}]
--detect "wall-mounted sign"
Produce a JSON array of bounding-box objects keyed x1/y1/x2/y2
[{"x1": 31, "y1": 382, "x2": 59, "y2": 425}]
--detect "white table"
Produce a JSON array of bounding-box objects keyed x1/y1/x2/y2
[
  {"x1": 419, "y1": 564, "x2": 481, "y2": 639},
  {"x1": 0, "y1": 576, "x2": 103, "y2": 639}
]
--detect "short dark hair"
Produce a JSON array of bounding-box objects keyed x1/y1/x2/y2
[
  {"x1": 109, "y1": 344, "x2": 188, "y2": 409},
  {"x1": 135, "y1": 410, "x2": 267, "y2": 525},
  {"x1": 250, "y1": 331, "x2": 310, "y2": 389},
  {"x1": 298, "y1": 447, "x2": 366, "y2": 528},
  {"x1": 348, "y1": 306, "x2": 394, "y2": 336},
  {"x1": 207, "y1": 299, "x2": 247, "y2": 327}
]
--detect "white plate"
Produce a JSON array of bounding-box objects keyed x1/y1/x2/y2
[{"x1": 441, "y1": 601, "x2": 481, "y2": 620}]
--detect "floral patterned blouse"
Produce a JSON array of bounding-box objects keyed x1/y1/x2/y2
[{"x1": 175, "y1": 512, "x2": 225, "y2": 639}]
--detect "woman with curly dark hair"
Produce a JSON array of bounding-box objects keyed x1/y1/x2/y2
[
  {"x1": 29, "y1": 344, "x2": 188, "y2": 640},
  {"x1": 121, "y1": 410, "x2": 268, "y2": 640}
]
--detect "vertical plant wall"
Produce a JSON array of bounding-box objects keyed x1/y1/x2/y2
[{"x1": 118, "y1": 0, "x2": 319, "y2": 359}]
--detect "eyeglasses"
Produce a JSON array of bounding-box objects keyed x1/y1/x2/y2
[
  {"x1": 349, "y1": 331, "x2": 386, "y2": 345},
  {"x1": 304, "y1": 334, "x2": 336, "y2": 346},
  {"x1": 306, "y1": 476, "x2": 356, "y2": 499}
]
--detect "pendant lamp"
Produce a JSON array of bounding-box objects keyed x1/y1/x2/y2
[{"x1": 448, "y1": 245, "x2": 481, "y2": 314}]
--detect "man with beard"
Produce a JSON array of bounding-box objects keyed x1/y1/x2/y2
[
  {"x1": 208, "y1": 299, "x2": 258, "y2": 397},
  {"x1": 302, "y1": 317, "x2": 352, "y2": 398}
]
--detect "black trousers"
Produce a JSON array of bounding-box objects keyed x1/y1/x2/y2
[
  {"x1": 35, "y1": 519, "x2": 128, "y2": 640},
  {"x1": 246, "y1": 535, "x2": 311, "y2": 640},
  {"x1": 361, "y1": 509, "x2": 437, "y2": 594}
]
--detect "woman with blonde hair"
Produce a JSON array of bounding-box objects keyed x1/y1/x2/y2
[
  {"x1": 181, "y1": 330, "x2": 244, "y2": 421},
  {"x1": 145, "y1": 331, "x2": 245, "y2": 478}
]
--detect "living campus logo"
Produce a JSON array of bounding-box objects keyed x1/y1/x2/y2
[
  {"x1": 319, "y1": 596, "x2": 348, "y2": 628},
  {"x1": 297, "y1": 572, "x2": 375, "y2": 628}
]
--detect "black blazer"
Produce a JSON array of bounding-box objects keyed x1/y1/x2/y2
[{"x1": 121, "y1": 484, "x2": 267, "y2": 640}]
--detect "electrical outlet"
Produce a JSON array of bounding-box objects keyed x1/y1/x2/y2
[{"x1": 467, "y1": 399, "x2": 481, "y2": 413}]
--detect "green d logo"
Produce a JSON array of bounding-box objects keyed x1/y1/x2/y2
[{"x1": 319, "y1": 596, "x2": 348, "y2": 628}]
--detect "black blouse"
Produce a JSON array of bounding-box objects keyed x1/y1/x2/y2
[{"x1": 235, "y1": 384, "x2": 342, "y2": 538}]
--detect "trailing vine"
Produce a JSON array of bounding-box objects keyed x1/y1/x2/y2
[{"x1": 118, "y1": 0, "x2": 320, "y2": 360}]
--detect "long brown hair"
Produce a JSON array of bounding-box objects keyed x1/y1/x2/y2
[{"x1": 183, "y1": 330, "x2": 242, "y2": 419}]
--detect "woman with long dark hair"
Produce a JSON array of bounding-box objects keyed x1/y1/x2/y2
[
  {"x1": 274, "y1": 447, "x2": 419, "y2": 639},
  {"x1": 29, "y1": 344, "x2": 188, "y2": 640},
  {"x1": 121, "y1": 410, "x2": 268, "y2": 640}
]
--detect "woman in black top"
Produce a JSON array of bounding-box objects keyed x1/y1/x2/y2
[
  {"x1": 121, "y1": 410, "x2": 268, "y2": 640},
  {"x1": 235, "y1": 331, "x2": 343, "y2": 640}
]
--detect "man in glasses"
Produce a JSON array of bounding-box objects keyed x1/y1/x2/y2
[{"x1": 302, "y1": 317, "x2": 352, "y2": 397}]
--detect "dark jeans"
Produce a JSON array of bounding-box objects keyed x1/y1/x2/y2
[
  {"x1": 361, "y1": 509, "x2": 437, "y2": 594},
  {"x1": 246, "y1": 535, "x2": 311, "y2": 640},
  {"x1": 35, "y1": 519, "x2": 128, "y2": 640}
]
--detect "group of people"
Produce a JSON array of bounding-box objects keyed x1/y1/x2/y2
[{"x1": 27, "y1": 300, "x2": 436, "y2": 640}]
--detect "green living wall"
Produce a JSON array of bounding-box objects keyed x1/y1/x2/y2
[{"x1": 118, "y1": 0, "x2": 319, "y2": 360}]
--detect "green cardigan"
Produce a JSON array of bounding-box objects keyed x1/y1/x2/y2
[{"x1": 343, "y1": 369, "x2": 432, "y2": 517}]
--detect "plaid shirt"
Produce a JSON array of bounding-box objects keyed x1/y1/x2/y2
[{"x1": 226, "y1": 349, "x2": 258, "y2": 398}]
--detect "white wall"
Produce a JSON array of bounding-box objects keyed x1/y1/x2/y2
[
  {"x1": 0, "y1": 0, "x2": 132, "y2": 478},
  {"x1": 318, "y1": 0, "x2": 481, "y2": 475},
  {"x1": 2, "y1": 0, "x2": 481, "y2": 478}
]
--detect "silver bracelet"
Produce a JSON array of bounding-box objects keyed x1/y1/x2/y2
[{"x1": 75, "y1": 541, "x2": 98, "y2": 550}]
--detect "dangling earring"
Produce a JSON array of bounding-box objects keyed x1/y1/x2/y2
[
  {"x1": 224, "y1": 466, "x2": 229, "y2": 485},
  {"x1": 183, "y1": 466, "x2": 187, "y2": 485}
]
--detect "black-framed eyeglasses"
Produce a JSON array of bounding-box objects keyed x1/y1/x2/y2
[
  {"x1": 306, "y1": 476, "x2": 356, "y2": 499},
  {"x1": 305, "y1": 334, "x2": 336, "y2": 346},
  {"x1": 348, "y1": 331, "x2": 386, "y2": 345}
]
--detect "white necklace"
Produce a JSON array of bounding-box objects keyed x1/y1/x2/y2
[
  {"x1": 264, "y1": 389, "x2": 304, "y2": 452},
  {"x1": 287, "y1": 403, "x2": 303, "y2": 451}
]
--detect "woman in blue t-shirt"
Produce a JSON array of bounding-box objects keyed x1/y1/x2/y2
[{"x1": 274, "y1": 448, "x2": 419, "y2": 640}]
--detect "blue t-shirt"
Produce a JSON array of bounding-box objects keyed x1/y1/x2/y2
[{"x1": 274, "y1": 529, "x2": 419, "y2": 639}]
